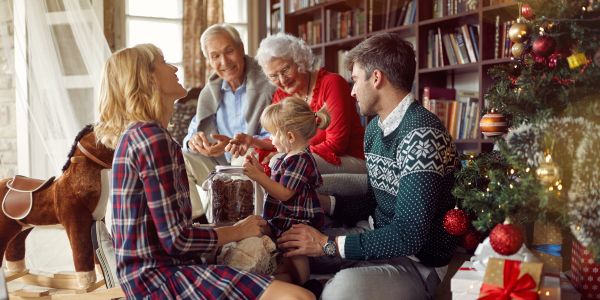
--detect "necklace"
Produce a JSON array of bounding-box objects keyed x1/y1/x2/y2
[{"x1": 304, "y1": 72, "x2": 312, "y2": 103}]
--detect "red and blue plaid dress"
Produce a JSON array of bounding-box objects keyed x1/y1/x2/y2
[
  {"x1": 263, "y1": 149, "x2": 325, "y2": 237},
  {"x1": 112, "y1": 122, "x2": 272, "y2": 299}
]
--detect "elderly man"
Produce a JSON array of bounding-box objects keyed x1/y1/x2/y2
[{"x1": 182, "y1": 24, "x2": 275, "y2": 218}]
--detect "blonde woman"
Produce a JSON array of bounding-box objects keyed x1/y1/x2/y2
[{"x1": 95, "y1": 44, "x2": 313, "y2": 300}]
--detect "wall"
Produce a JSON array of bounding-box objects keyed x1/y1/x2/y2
[{"x1": 0, "y1": 0, "x2": 15, "y2": 178}]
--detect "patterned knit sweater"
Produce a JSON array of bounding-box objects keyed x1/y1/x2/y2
[{"x1": 335, "y1": 102, "x2": 459, "y2": 267}]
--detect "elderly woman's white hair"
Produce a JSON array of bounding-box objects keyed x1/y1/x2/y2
[
  {"x1": 255, "y1": 32, "x2": 317, "y2": 73},
  {"x1": 200, "y1": 23, "x2": 244, "y2": 58}
]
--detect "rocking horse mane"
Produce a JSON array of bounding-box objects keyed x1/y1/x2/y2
[{"x1": 61, "y1": 124, "x2": 95, "y2": 172}]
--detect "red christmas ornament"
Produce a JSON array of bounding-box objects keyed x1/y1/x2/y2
[
  {"x1": 443, "y1": 208, "x2": 469, "y2": 236},
  {"x1": 521, "y1": 4, "x2": 535, "y2": 20},
  {"x1": 462, "y1": 230, "x2": 480, "y2": 251},
  {"x1": 533, "y1": 35, "x2": 556, "y2": 57},
  {"x1": 489, "y1": 223, "x2": 524, "y2": 255}
]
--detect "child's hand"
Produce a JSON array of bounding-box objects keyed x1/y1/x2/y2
[{"x1": 243, "y1": 152, "x2": 264, "y2": 180}]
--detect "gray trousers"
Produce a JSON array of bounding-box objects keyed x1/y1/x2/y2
[{"x1": 311, "y1": 226, "x2": 442, "y2": 300}]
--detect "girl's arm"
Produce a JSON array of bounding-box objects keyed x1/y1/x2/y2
[{"x1": 243, "y1": 154, "x2": 295, "y2": 202}]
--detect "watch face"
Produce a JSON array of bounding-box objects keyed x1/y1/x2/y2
[{"x1": 324, "y1": 241, "x2": 336, "y2": 256}]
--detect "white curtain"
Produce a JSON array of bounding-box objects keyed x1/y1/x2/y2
[
  {"x1": 3, "y1": 0, "x2": 110, "y2": 274},
  {"x1": 22, "y1": 0, "x2": 110, "y2": 178}
]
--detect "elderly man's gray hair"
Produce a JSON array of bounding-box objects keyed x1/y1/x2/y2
[
  {"x1": 256, "y1": 32, "x2": 316, "y2": 73},
  {"x1": 200, "y1": 23, "x2": 244, "y2": 58}
]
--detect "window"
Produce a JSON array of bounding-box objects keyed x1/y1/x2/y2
[
  {"x1": 125, "y1": 0, "x2": 184, "y2": 82},
  {"x1": 223, "y1": 0, "x2": 248, "y2": 53},
  {"x1": 124, "y1": 1, "x2": 250, "y2": 83}
]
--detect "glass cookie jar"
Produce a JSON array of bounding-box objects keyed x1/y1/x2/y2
[{"x1": 202, "y1": 166, "x2": 259, "y2": 224}]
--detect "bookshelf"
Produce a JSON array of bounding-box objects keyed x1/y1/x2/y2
[{"x1": 267, "y1": 0, "x2": 519, "y2": 153}]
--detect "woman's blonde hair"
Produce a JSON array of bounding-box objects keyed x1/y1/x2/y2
[
  {"x1": 94, "y1": 44, "x2": 163, "y2": 149},
  {"x1": 260, "y1": 97, "x2": 330, "y2": 147}
]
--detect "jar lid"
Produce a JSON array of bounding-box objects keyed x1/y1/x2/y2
[{"x1": 215, "y1": 165, "x2": 245, "y2": 173}]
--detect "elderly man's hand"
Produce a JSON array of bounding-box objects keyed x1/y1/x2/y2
[
  {"x1": 277, "y1": 224, "x2": 328, "y2": 257},
  {"x1": 188, "y1": 132, "x2": 230, "y2": 157},
  {"x1": 225, "y1": 133, "x2": 253, "y2": 158}
]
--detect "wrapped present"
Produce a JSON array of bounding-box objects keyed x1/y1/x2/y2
[
  {"x1": 471, "y1": 237, "x2": 540, "y2": 273},
  {"x1": 451, "y1": 261, "x2": 484, "y2": 299},
  {"x1": 532, "y1": 222, "x2": 563, "y2": 273},
  {"x1": 479, "y1": 258, "x2": 543, "y2": 300},
  {"x1": 571, "y1": 241, "x2": 600, "y2": 300},
  {"x1": 451, "y1": 260, "x2": 581, "y2": 300},
  {"x1": 539, "y1": 273, "x2": 580, "y2": 300}
]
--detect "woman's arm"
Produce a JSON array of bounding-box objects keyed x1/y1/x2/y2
[
  {"x1": 310, "y1": 74, "x2": 354, "y2": 159},
  {"x1": 135, "y1": 125, "x2": 219, "y2": 255}
]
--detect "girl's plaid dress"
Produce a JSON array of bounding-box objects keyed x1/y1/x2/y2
[
  {"x1": 112, "y1": 122, "x2": 272, "y2": 299},
  {"x1": 263, "y1": 148, "x2": 325, "y2": 237}
]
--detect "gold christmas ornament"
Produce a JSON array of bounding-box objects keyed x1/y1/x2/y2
[
  {"x1": 479, "y1": 113, "x2": 508, "y2": 137},
  {"x1": 511, "y1": 42, "x2": 526, "y2": 57},
  {"x1": 567, "y1": 52, "x2": 588, "y2": 69},
  {"x1": 509, "y1": 22, "x2": 530, "y2": 43},
  {"x1": 536, "y1": 154, "x2": 560, "y2": 185}
]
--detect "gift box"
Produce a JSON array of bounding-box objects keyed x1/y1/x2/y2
[
  {"x1": 532, "y1": 222, "x2": 563, "y2": 273},
  {"x1": 571, "y1": 241, "x2": 600, "y2": 300},
  {"x1": 539, "y1": 272, "x2": 581, "y2": 300},
  {"x1": 452, "y1": 259, "x2": 582, "y2": 300},
  {"x1": 479, "y1": 258, "x2": 543, "y2": 299},
  {"x1": 451, "y1": 261, "x2": 483, "y2": 299}
]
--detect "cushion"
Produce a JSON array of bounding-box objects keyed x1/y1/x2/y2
[{"x1": 91, "y1": 220, "x2": 118, "y2": 289}]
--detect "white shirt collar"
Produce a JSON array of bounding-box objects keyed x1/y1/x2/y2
[{"x1": 378, "y1": 93, "x2": 414, "y2": 137}]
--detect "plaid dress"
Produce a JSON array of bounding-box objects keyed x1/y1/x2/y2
[
  {"x1": 112, "y1": 122, "x2": 272, "y2": 300},
  {"x1": 263, "y1": 149, "x2": 325, "y2": 237}
]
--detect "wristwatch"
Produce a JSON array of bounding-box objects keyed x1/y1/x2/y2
[{"x1": 322, "y1": 236, "x2": 337, "y2": 257}]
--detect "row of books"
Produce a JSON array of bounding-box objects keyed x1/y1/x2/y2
[
  {"x1": 426, "y1": 24, "x2": 480, "y2": 68},
  {"x1": 270, "y1": 5, "x2": 282, "y2": 35},
  {"x1": 432, "y1": 0, "x2": 479, "y2": 19},
  {"x1": 286, "y1": 0, "x2": 326, "y2": 13},
  {"x1": 494, "y1": 16, "x2": 515, "y2": 59},
  {"x1": 298, "y1": 20, "x2": 323, "y2": 45},
  {"x1": 324, "y1": 9, "x2": 366, "y2": 42},
  {"x1": 380, "y1": 0, "x2": 416, "y2": 30},
  {"x1": 422, "y1": 87, "x2": 481, "y2": 140}
]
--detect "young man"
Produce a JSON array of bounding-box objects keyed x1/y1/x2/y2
[{"x1": 278, "y1": 32, "x2": 459, "y2": 299}]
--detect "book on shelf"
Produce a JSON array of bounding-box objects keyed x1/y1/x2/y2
[
  {"x1": 461, "y1": 24, "x2": 477, "y2": 62},
  {"x1": 454, "y1": 30, "x2": 471, "y2": 64},
  {"x1": 427, "y1": 25, "x2": 479, "y2": 68},
  {"x1": 422, "y1": 87, "x2": 480, "y2": 139},
  {"x1": 432, "y1": 0, "x2": 479, "y2": 19}
]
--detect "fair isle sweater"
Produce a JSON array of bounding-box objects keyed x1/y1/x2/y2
[{"x1": 334, "y1": 102, "x2": 459, "y2": 267}]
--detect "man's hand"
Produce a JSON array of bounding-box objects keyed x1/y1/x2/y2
[
  {"x1": 188, "y1": 132, "x2": 230, "y2": 157},
  {"x1": 242, "y1": 152, "x2": 265, "y2": 180},
  {"x1": 226, "y1": 133, "x2": 253, "y2": 158},
  {"x1": 277, "y1": 224, "x2": 329, "y2": 257}
]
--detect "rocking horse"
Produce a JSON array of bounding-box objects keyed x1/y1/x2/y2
[{"x1": 0, "y1": 124, "x2": 114, "y2": 289}]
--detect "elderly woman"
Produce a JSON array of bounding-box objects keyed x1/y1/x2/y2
[
  {"x1": 229, "y1": 33, "x2": 366, "y2": 174},
  {"x1": 95, "y1": 44, "x2": 313, "y2": 300}
]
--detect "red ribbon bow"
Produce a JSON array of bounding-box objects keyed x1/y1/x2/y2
[{"x1": 478, "y1": 260, "x2": 539, "y2": 300}]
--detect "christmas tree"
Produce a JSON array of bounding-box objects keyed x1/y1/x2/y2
[{"x1": 452, "y1": 0, "x2": 600, "y2": 259}]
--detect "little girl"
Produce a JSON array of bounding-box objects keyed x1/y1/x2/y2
[{"x1": 242, "y1": 96, "x2": 330, "y2": 285}]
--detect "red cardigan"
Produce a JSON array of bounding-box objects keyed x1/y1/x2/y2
[{"x1": 272, "y1": 68, "x2": 365, "y2": 165}]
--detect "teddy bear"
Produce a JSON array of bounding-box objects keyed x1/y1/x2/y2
[{"x1": 218, "y1": 236, "x2": 278, "y2": 275}]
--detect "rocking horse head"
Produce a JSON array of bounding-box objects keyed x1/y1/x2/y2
[{"x1": 0, "y1": 124, "x2": 114, "y2": 289}]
